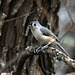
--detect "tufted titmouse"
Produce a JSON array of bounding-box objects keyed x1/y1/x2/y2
[{"x1": 29, "y1": 21, "x2": 68, "y2": 56}]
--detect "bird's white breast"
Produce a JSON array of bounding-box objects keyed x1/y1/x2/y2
[{"x1": 31, "y1": 29, "x2": 55, "y2": 44}]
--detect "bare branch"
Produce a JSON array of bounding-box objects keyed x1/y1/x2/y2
[
  {"x1": 46, "y1": 47, "x2": 75, "y2": 68},
  {"x1": 3, "y1": 11, "x2": 35, "y2": 23},
  {"x1": 14, "y1": 46, "x2": 75, "y2": 75},
  {"x1": 0, "y1": 46, "x2": 75, "y2": 75},
  {"x1": 14, "y1": 49, "x2": 33, "y2": 75}
]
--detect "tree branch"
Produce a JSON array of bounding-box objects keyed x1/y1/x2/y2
[
  {"x1": 14, "y1": 48, "x2": 33, "y2": 75},
  {"x1": 0, "y1": 46, "x2": 75, "y2": 75},
  {"x1": 14, "y1": 46, "x2": 75, "y2": 75},
  {"x1": 46, "y1": 47, "x2": 75, "y2": 68}
]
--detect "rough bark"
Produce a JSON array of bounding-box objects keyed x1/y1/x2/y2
[{"x1": 0, "y1": 0, "x2": 60, "y2": 75}]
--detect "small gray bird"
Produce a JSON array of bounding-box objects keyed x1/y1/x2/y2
[{"x1": 29, "y1": 21, "x2": 68, "y2": 56}]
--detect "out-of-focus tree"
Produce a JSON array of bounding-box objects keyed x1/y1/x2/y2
[
  {"x1": 55, "y1": 0, "x2": 75, "y2": 75},
  {"x1": 0, "y1": 0, "x2": 60, "y2": 75}
]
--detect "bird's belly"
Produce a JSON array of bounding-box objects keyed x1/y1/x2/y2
[{"x1": 36, "y1": 35, "x2": 55, "y2": 44}]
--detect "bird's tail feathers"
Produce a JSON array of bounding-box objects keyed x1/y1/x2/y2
[{"x1": 56, "y1": 42, "x2": 69, "y2": 56}]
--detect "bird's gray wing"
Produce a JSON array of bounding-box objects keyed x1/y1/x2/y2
[{"x1": 40, "y1": 26, "x2": 59, "y2": 41}]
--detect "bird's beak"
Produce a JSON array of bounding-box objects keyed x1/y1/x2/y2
[
  {"x1": 29, "y1": 25, "x2": 31, "y2": 27},
  {"x1": 29, "y1": 24, "x2": 32, "y2": 27},
  {"x1": 29, "y1": 23, "x2": 32, "y2": 27}
]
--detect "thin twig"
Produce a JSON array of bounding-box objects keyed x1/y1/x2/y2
[{"x1": 3, "y1": 11, "x2": 35, "y2": 23}]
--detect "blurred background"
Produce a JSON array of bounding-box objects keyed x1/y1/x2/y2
[{"x1": 55, "y1": 0, "x2": 75, "y2": 75}]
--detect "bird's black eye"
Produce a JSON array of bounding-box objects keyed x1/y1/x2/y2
[{"x1": 34, "y1": 23, "x2": 36, "y2": 26}]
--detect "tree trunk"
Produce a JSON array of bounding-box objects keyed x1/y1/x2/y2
[{"x1": 0, "y1": 0, "x2": 60, "y2": 75}]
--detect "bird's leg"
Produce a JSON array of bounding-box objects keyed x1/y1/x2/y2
[
  {"x1": 42, "y1": 42, "x2": 51, "y2": 50},
  {"x1": 35, "y1": 45, "x2": 42, "y2": 52},
  {"x1": 35, "y1": 42, "x2": 51, "y2": 53}
]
